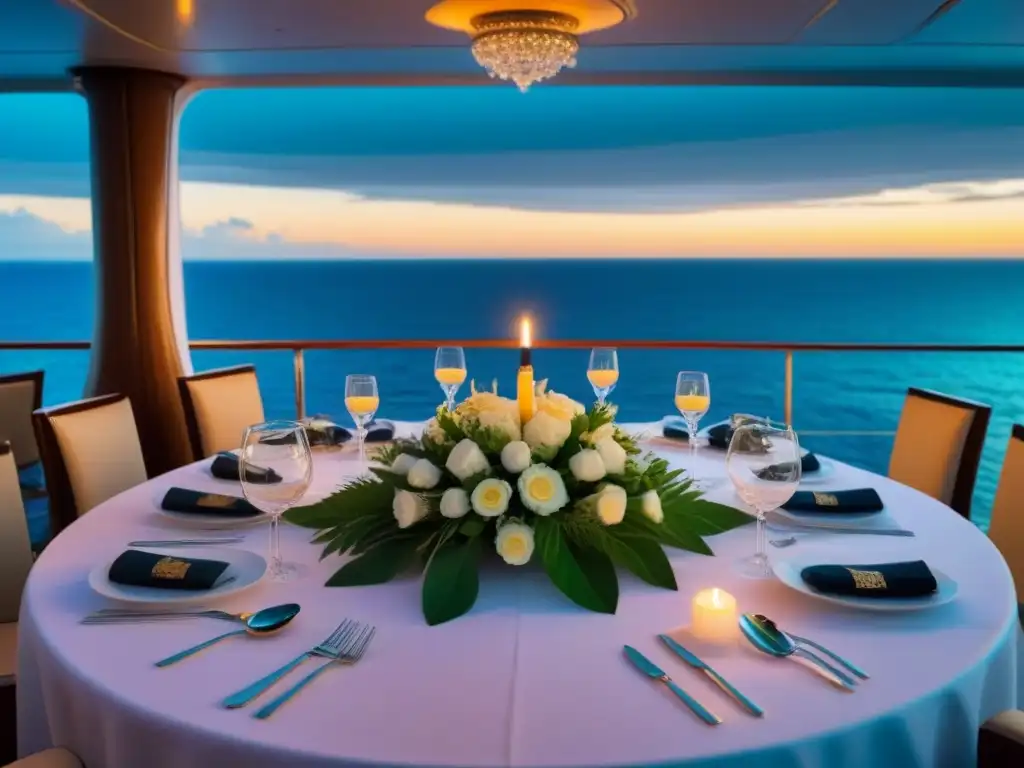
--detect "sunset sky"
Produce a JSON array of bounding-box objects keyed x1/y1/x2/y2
[{"x1": 1, "y1": 86, "x2": 1023, "y2": 259}]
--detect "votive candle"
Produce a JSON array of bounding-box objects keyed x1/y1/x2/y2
[{"x1": 690, "y1": 588, "x2": 738, "y2": 643}]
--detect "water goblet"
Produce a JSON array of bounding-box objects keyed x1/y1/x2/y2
[
  {"x1": 434, "y1": 347, "x2": 467, "y2": 411},
  {"x1": 675, "y1": 371, "x2": 711, "y2": 487},
  {"x1": 345, "y1": 374, "x2": 379, "y2": 467},
  {"x1": 587, "y1": 348, "x2": 619, "y2": 406}
]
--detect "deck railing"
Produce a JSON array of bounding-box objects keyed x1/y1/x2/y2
[{"x1": 4, "y1": 339, "x2": 1024, "y2": 434}]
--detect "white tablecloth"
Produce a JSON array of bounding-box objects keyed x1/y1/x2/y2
[{"x1": 18, "y1": 422, "x2": 1019, "y2": 767}]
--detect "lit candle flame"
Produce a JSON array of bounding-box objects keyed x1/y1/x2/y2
[
  {"x1": 711, "y1": 588, "x2": 723, "y2": 607},
  {"x1": 520, "y1": 317, "x2": 532, "y2": 348},
  {"x1": 177, "y1": 0, "x2": 194, "y2": 24}
]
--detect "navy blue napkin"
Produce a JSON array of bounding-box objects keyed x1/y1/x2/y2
[
  {"x1": 365, "y1": 419, "x2": 395, "y2": 442},
  {"x1": 756, "y1": 453, "x2": 821, "y2": 479},
  {"x1": 782, "y1": 488, "x2": 884, "y2": 515},
  {"x1": 109, "y1": 549, "x2": 229, "y2": 591},
  {"x1": 801, "y1": 560, "x2": 936, "y2": 598},
  {"x1": 663, "y1": 417, "x2": 732, "y2": 449},
  {"x1": 210, "y1": 452, "x2": 281, "y2": 483},
  {"x1": 304, "y1": 419, "x2": 352, "y2": 448},
  {"x1": 161, "y1": 487, "x2": 262, "y2": 517}
]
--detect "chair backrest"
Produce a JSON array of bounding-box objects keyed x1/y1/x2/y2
[
  {"x1": 888, "y1": 387, "x2": 991, "y2": 519},
  {"x1": 33, "y1": 394, "x2": 148, "y2": 536},
  {"x1": 987, "y1": 425, "x2": 1024, "y2": 600},
  {"x1": 0, "y1": 370, "x2": 44, "y2": 468},
  {"x1": 178, "y1": 365, "x2": 265, "y2": 460},
  {"x1": 0, "y1": 442, "x2": 33, "y2": 623}
]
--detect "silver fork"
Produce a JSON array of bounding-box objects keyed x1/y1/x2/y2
[
  {"x1": 254, "y1": 624, "x2": 375, "y2": 719},
  {"x1": 221, "y1": 619, "x2": 359, "y2": 708},
  {"x1": 81, "y1": 607, "x2": 245, "y2": 624}
]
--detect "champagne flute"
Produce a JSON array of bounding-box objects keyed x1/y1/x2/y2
[
  {"x1": 345, "y1": 374, "x2": 379, "y2": 467},
  {"x1": 726, "y1": 423, "x2": 801, "y2": 579},
  {"x1": 434, "y1": 346, "x2": 467, "y2": 411},
  {"x1": 240, "y1": 421, "x2": 313, "y2": 583},
  {"x1": 587, "y1": 348, "x2": 619, "y2": 406},
  {"x1": 675, "y1": 371, "x2": 711, "y2": 487}
]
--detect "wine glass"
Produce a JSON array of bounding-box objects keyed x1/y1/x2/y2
[
  {"x1": 675, "y1": 371, "x2": 711, "y2": 486},
  {"x1": 240, "y1": 421, "x2": 313, "y2": 583},
  {"x1": 726, "y1": 423, "x2": 801, "y2": 579},
  {"x1": 587, "y1": 348, "x2": 619, "y2": 406},
  {"x1": 434, "y1": 347, "x2": 467, "y2": 411},
  {"x1": 345, "y1": 374, "x2": 379, "y2": 467}
]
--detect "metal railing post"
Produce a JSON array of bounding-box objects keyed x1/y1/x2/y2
[
  {"x1": 784, "y1": 350, "x2": 794, "y2": 427},
  {"x1": 293, "y1": 348, "x2": 306, "y2": 420}
]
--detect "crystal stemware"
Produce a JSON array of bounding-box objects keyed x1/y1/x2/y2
[
  {"x1": 240, "y1": 421, "x2": 313, "y2": 582},
  {"x1": 587, "y1": 348, "x2": 619, "y2": 406},
  {"x1": 434, "y1": 347, "x2": 467, "y2": 411},
  {"x1": 675, "y1": 371, "x2": 711, "y2": 487},
  {"x1": 345, "y1": 374, "x2": 379, "y2": 467},
  {"x1": 726, "y1": 423, "x2": 801, "y2": 579}
]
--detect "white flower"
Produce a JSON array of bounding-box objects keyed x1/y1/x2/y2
[
  {"x1": 641, "y1": 489, "x2": 664, "y2": 524},
  {"x1": 407, "y1": 458, "x2": 441, "y2": 489},
  {"x1": 471, "y1": 478, "x2": 512, "y2": 518},
  {"x1": 422, "y1": 418, "x2": 451, "y2": 446},
  {"x1": 595, "y1": 436, "x2": 627, "y2": 475},
  {"x1": 581, "y1": 422, "x2": 615, "y2": 446},
  {"x1": 446, "y1": 438, "x2": 490, "y2": 480},
  {"x1": 595, "y1": 484, "x2": 627, "y2": 526},
  {"x1": 501, "y1": 440, "x2": 532, "y2": 474},
  {"x1": 393, "y1": 490, "x2": 429, "y2": 529},
  {"x1": 535, "y1": 388, "x2": 586, "y2": 422},
  {"x1": 495, "y1": 521, "x2": 535, "y2": 566},
  {"x1": 522, "y1": 410, "x2": 572, "y2": 451},
  {"x1": 518, "y1": 464, "x2": 569, "y2": 516},
  {"x1": 455, "y1": 392, "x2": 521, "y2": 443},
  {"x1": 569, "y1": 449, "x2": 606, "y2": 482},
  {"x1": 390, "y1": 453, "x2": 418, "y2": 476},
  {"x1": 440, "y1": 487, "x2": 470, "y2": 519}
]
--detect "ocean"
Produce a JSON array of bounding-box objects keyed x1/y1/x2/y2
[{"x1": 2, "y1": 258, "x2": 1023, "y2": 533}]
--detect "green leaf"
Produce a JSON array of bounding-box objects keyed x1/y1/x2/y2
[
  {"x1": 535, "y1": 517, "x2": 618, "y2": 614},
  {"x1": 311, "y1": 526, "x2": 340, "y2": 544},
  {"x1": 459, "y1": 517, "x2": 486, "y2": 538},
  {"x1": 422, "y1": 537, "x2": 481, "y2": 625},
  {"x1": 600, "y1": 532, "x2": 677, "y2": 590},
  {"x1": 326, "y1": 537, "x2": 421, "y2": 586},
  {"x1": 669, "y1": 499, "x2": 753, "y2": 537},
  {"x1": 436, "y1": 410, "x2": 465, "y2": 442}
]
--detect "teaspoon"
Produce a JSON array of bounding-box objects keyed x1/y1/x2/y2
[
  {"x1": 739, "y1": 613, "x2": 855, "y2": 691},
  {"x1": 155, "y1": 603, "x2": 300, "y2": 667}
]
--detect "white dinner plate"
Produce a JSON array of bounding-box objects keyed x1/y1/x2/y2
[
  {"x1": 88, "y1": 547, "x2": 267, "y2": 606},
  {"x1": 799, "y1": 456, "x2": 835, "y2": 484},
  {"x1": 152, "y1": 489, "x2": 269, "y2": 530},
  {"x1": 772, "y1": 556, "x2": 958, "y2": 612}
]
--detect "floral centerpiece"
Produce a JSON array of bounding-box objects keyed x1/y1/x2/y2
[{"x1": 285, "y1": 382, "x2": 750, "y2": 625}]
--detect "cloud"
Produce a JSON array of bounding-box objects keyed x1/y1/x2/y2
[
  {"x1": 180, "y1": 217, "x2": 358, "y2": 260},
  {"x1": 801, "y1": 179, "x2": 1024, "y2": 208},
  {"x1": 0, "y1": 207, "x2": 91, "y2": 260}
]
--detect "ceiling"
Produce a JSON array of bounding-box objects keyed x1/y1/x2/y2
[{"x1": 0, "y1": 0, "x2": 1022, "y2": 89}]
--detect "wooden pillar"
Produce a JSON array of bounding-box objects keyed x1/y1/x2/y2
[{"x1": 72, "y1": 66, "x2": 193, "y2": 475}]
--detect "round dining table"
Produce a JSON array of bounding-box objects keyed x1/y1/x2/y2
[{"x1": 17, "y1": 422, "x2": 1020, "y2": 768}]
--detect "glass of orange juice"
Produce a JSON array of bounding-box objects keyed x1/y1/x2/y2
[
  {"x1": 345, "y1": 374, "x2": 379, "y2": 467},
  {"x1": 434, "y1": 346, "x2": 467, "y2": 411},
  {"x1": 587, "y1": 348, "x2": 619, "y2": 406},
  {"x1": 675, "y1": 371, "x2": 711, "y2": 486}
]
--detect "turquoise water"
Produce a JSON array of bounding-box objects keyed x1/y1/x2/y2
[{"x1": 2, "y1": 258, "x2": 1023, "y2": 531}]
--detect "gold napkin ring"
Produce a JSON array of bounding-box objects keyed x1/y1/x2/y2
[
  {"x1": 152, "y1": 557, "x2": 191, "y2": 580},
  {"x1": 846, "y1": 568, "x2": 886, "y2": 590},
  {"x1": 197, "y1": 494, "x2": 235, "y2": 509},
  {"x1": 813, "y1": 492, "x2": 839, "y2": 507}
]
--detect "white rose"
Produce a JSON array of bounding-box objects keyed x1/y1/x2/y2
[
  {"x1": 407, "y1": 458, "x2": 441, "y2": 489},
  {"x1": 495, "y1": 521, "x2": 535, "y2": 566},
  {"x1": 569, "y1": 449, "x2": 606, "y2": 482},
  {"x1": 641, "y1": 489, "x2": 664, "y2": 524},
  {"x1": 595, "y1": 436, "x2": 627, "y2": 475},
  {"x1": 500, "y1": 440, "x2": 532, "y2": 474},
  {"x1": 393, "y1": 490, "x2": 429, "y2": 529},
  {"x1": 456, "y1": 392, "x2": 522, "y2": 443},
  {"x1": 582, "y1": 422, "x2": 615, "y2": 446},
  {"x1": 522, "y1": 410, "x2": 572, "y2": 451},
  {"x1": 536, "y1": 390, "x2": 585, "y2": 422},
  {"x1": 446, "y1": 438, "x2": 490, "y2": 480},
  {"x1": 440, "y1": 487, "x2": 470, "y2": 519},
  {"x1": 595, "y1": 484, "x2": 627, "y2": 526},
  {"x1": 422, "y1": 418, "x2": 450, "y2": 446},
  {"x1": 518, "y1": 464, "x2": 569, "y2": 516},
  {"x1": 390, "y1": 453, "x2": 418, "y2": 476},
  {"x1": 471, "y1": 478, "x2": 512, "y2": 518}
]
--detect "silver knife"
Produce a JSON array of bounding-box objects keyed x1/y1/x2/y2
[
  {"x1": 622, "y1": 645, "x2": 721, "y2": 725},
  {"x1": 128, "y1": 538, "x2": 244, "y2": 547},
  {"x1": 767, "y1": 522, "x2": 914, "y2": 537},
  {"x1": 657, "y1": 635, "x2": 764, "y2": 717}
]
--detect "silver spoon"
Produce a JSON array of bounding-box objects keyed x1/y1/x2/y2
[
  {"x1": 738, "y1": 613, "x2": 855, "y2": 691},
  {"x1": 753, "y1": 614, "x2": 869, "y2": 680},
  {"x1": 155, "y1": 603, "x2": 300, "y2": 667}
]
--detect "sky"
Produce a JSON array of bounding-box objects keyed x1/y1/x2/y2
[{"x1": 0, "y1": 86, "x2": 1022, "y2": 259}]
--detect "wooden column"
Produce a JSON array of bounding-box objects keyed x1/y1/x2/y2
[{"x1": 72, "y1": 66, "x2": 192, "y2": 475}]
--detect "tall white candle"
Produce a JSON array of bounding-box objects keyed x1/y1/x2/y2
[{"x1": 690, "y1": 588, "x2": 738, "y2": 643}]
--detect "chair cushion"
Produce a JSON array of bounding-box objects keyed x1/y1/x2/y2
[
  {"x1": 888, "y1": 394, "x2": 974, "y2": 506},
  {"x1": 0, "y1": 451, "x2": 32, "y2": 623},
  {"x1": 186, "y1": 372, "x2": 265, "y2": 457},
  {"x1": 0, "y1": 378, "x2": 40, "y2": 467},
  {"x1": 0, "y1": 621, "x2": 16, "y2": 686},
  {"x1": 7, "y1": 748, "x2": 83, "y2": 768},
  {"x1": 988, "y1": 437, "x2": 1024, "y2": 602}
]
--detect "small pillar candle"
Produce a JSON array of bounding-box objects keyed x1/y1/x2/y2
[
  {"x1": 690, "y1": 588, "x2": 738, "y2": 643},
  {"x1": 516, "y1": 317, "x2": 536, "y2": 424}
]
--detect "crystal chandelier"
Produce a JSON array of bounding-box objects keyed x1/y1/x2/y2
[{"x1": 470, "y1": 11, "x2": 580, "y2": 92}]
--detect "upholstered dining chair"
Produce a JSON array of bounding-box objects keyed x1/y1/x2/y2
[
  {"x1": 0, "y1": 443, "x2": 35, "y2": 764},
  {"x1": 2, "y1": 748, "x2": 83, "y2": 768},
  {"x1": 32, "y1": 394, "x2": 148, "y2": 537},
  {"x1": 986, "y1": 424, "x2": 1024, "y2": 624},
  {"x1": 979, "y1": 710, "x2": 1024, "y2": 766},
  {"x1": 178, "y1": 364, "x2": 265, "y2": 460},
  {"x1": 0, "y1": 371, "x2": 44, "y2": 473},
  {"x1": 887, "y1": 388, "x2": 991, "y2": 519}
]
